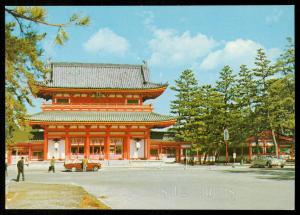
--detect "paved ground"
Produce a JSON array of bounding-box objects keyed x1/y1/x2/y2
[{"x1": 6, "y1": 163, "x2": 295, "y2": 209}]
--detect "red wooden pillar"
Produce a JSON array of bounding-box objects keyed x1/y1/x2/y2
[
  {"x1": 28, "y1": 144, "x2": 32, "y2": 161},
  {"x1": 144, "y1": 130, "x2": 150, "y2": 159},
  {"x1": 123, "y1": 137, "x2": 127, "y2": 159},
  {"x1": 179, "y1": 145, "x2": 182, "y2": 162},
  {"x1": 125, "y1": 126, "x2": 131, "y2": 160},
  {"x1": 248, "y1": 142, "x2": 252, "y2": 161},
  {"x1": 43, "y1": 126, "x2": 48, "y2": 160},
  {"x1": 159, "y1": 144, "x2": 163, "y2": 159},
  {"x1": 126, "y1": 135, "x2": 131, "y2": 159},
  {"x1": 175, "y1": 146, "x2": 179, "y2": 162},
  {"x1": 147, "y1": 131, "x2": 151, "y2": 159},
  {"x1": 277, "y1": 144, "x2": 281, "y2": 158},
  {"x1": 104, "y1": 126, "x2": 111, "y2": 160},
  {"x1": 85, "y1": 126, "x2": 91, "y2": 158},
  {"x1": 65, "y1": 125, "x2": 70, "y2": 159}
]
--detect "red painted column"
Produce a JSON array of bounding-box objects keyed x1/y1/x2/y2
[
  {"x1": 179, "y1": 145, "x2": 182, "y2": 162},
  {"x1": 176, "y1": 146, "x2": 180, "y2": 162},
  {"x1": 85, "y1": 126, "x2": 91, "y2": 158},
  {"x1": 126, "y1": 126, "x2": 131, "y2": 160},
  {"x1": 277, "y1": 145, "x2": 280, "y2": 158},
  {"x1": 126, "y1": 134, "x2": 130, "y2": 159},
  {"x1": 159, "y1": 144, "x2": 163, "y2": 159},
  {"x1": 28, "y1": 144, "x2": 32, "y2": 161},
  {"x1": 43, "y1": 126, "x2": 48, "y2": 160},
  {"x1": 65, "y1": 125, "x2": 70, "y2": 159},
  {"x1": 146, "y1": 131, "x2": 151, "y2": 159},
  {"x1": 144, "y1": 133, "x2": 147, "y2": 159},
  {"x1": 248, "y1": 142, "x2": 252, "y2": 161},
  {"x1": 104, "y1": 126, "x2": 111, "y2": 160},
  {"x1": 123, "y1": 137, "x2": 126, "y2": 159}
]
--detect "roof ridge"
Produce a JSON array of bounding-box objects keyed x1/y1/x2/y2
[{"x1": 50, "y1": 62, "x2": 143, "y2": 68}]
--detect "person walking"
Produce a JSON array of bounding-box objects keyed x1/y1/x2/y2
[
  {"x1": 16, "y1": 157, "x2": 25, "y2": 182},
  {"x1": 82, "y1": 156, "x2": 88, "y2": 172},
  {"x1": 48, "y1": 156, "x2": 55, "y2": 173}
]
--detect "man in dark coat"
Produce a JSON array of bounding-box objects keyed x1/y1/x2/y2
[{"x1": 16, "y1": 157, "x2": 25, "y2": 182}]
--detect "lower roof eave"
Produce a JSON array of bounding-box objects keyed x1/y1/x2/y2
[{"x1": 28, "y1": 120, "x2": 176, "y2": 127}]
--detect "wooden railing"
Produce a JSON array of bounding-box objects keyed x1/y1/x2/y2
[{"x1": 42, "y1": 103, "x2": 153, "y2": 112}]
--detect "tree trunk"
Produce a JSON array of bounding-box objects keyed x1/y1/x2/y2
[
  {"x1": 199, "y1": 153, "x2": 202, "y2": 165},
  {"x1": 203, "y1": 153, "x2": 207, "y2": 164},
  {"x1": 271, "y1": 129, "x2": 279, "y2": 158},
  {"x1": 241, "y1": 143, "x2": 244, "y2": 157}
]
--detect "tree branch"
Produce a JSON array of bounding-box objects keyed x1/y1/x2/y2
[{"x1": 5, "y1": 8, "x2": 69, "y2": 27}]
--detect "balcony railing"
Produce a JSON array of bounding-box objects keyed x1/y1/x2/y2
[{"x1": 41, "y1": 103, "x2": 153, "y2": 112}]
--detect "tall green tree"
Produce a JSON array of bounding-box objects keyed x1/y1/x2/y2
[
  {"x1": 199, "y1": 85, "x2": 224, "y2": 162},
  {"x1": 268, "y1": 37, "x2": 295, "y2": 139},
  {"x1": 233, "y1": 65, "x2": 257, "y2": 156},
  {"x1": 5, "y1": 6, "x2": 89, "y2": 146},
  {"x1": 170, "y1": 70, "x2": 199, "y2": 142},
  {"x1": 252, "y1": 48, "x2": 279, "y2": 156},
  {"x1": 215, "y1": 65, "x2": 237, "y2": 153}
]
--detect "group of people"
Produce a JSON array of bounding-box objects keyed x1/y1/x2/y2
[{"x1": 9, "y1": 156, "x2": 90, "y2": 182}]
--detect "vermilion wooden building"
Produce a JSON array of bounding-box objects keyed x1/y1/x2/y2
[
  {"x1": 7, "y1": 62, "x2": 191, "y2": 164},
  {"x1": 246, "y1": 130, "x2": 294, "y2": 160}
]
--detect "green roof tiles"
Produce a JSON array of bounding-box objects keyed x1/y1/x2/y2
[
  {"x1": 36, "y1": 62, "x2": 167, "y2": 89},
  {"x1": 29, "y1": 111, "x2": 176, "y2": 122}
]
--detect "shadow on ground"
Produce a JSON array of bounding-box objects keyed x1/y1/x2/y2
[{"x1": 221, "y1": 167, "x2": 295, "y2": 181}]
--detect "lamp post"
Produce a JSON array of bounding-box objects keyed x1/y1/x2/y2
[{"x1": 224, "y1": 128, "x2": 229, "y2": 165}]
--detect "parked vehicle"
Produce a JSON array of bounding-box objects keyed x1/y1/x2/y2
[
  {"x1": 64, "y1": 159, "x2": 101, "y2": 172},
  {"x1": 251, "y1": 155, "x2": 286, "y2": 168}
]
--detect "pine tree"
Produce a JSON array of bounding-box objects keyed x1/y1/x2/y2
[
  {"x1": 233, "y1": 65, "x2": 257, "y2": 157},
  {"x1": 268, "y1": 38, "x2": 295, "y2": 140},
  {"x1": 215, "y1": 65, "x2": 236, "y2": 156},
  {"x1": 252, "y1": 48, "x2": 279, "y2": 157},
  {"x1": 5, "y1": 6, "x2": 90, "y2": 146},
  {"x1": 170, "y1": 70, "x2": 199, "y2": 143}
]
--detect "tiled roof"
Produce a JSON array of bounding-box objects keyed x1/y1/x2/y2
[
  {"x1": 29, "y1": 111, "x2": 176, "y2": 122},
  {"x1": 36, "y1": 62, "x2": 167, "y2": 89}
]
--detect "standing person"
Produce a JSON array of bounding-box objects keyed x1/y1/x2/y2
[
  {"x1": 25, "y1": 157, "x2": 29, "y2": 167},
  {"x1": 48, "y1": 156, "x2": 55, "y2": 173},
  {"x1": 16, "y1": 157, "x2": 25, "y2": 182},
  {"x1": 82, "y1": 156, "x2": 88, "y2": 172}
]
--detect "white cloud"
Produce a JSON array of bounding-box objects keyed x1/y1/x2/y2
[
  {"x1": 200, "y1": 39, "x2": 281, "y2": 72},
  {"x1": 83, "y1": 28, "x2": 129, "y2": 55},
  {"x1": 148, "y1": 29, "x2": 218, "y2": 67},
  {"x1": 265, "y1": 8, "x2": 283, "y2": 24},
  {"x1": 139, "y1": 11, "x2": 218, "y2": 67}
]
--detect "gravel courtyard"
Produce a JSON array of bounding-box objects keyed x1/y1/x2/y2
[{"x1": 6, "y1": 164, "x2": 295, "y2": 210}]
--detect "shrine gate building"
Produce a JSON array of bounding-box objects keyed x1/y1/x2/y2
[{"x1": 8, "y1": 62, "x2": 191, "y2": 163}]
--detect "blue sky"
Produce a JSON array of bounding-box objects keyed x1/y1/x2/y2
[{"x1": 8, "y1": 6, "x2": 294, "y2": 115}]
